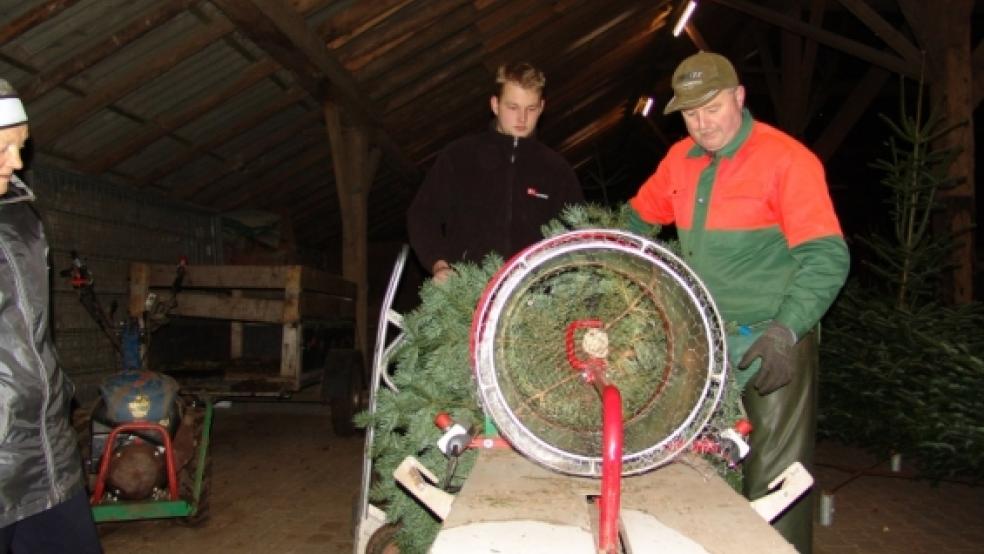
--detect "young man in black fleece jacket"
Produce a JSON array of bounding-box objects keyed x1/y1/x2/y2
[{"x1": 407, "y1": 62, "x2": 584, "y2": 282}]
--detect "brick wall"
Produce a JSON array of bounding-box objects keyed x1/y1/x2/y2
[{"x1": 28, "y1": 165, "x2": 220, "y2": 399}]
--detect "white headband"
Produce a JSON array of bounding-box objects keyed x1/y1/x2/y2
[{"x1": 0, "y1": 96, "x2": 28, "y2": 129}]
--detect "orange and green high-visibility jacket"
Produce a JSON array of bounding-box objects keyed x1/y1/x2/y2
[{"x1": 630, "y1": 109, "x2": 849, "y2": 338}]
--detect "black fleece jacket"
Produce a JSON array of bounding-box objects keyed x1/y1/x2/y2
[{"x1": 407, "y1": 129, "x2": 583, "y2": 271}]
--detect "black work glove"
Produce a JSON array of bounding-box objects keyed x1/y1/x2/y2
[{"x1": 738, "y1": 323, "x2": 797, "y2": 395}]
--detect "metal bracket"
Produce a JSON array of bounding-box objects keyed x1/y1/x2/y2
[{"x1": 749, "y1": 461, "x2": 814, "y2": 522}]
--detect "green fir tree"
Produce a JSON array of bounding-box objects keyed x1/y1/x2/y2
[{"x1": 819, "y1": 78, "x2": 984, "y2": 480}]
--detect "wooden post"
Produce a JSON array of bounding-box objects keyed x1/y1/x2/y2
[
  {"x1": 230, "y1": 289, "x2": 243, "y2": 360},
  {"x1": 900, "y1": 0, "x2": 976, "y2": 303},
  {"x1": 281, "y1": 266, "x2": 302, "y2": 388},
  {"x1": 324, "y1": 102, "x2": 381, "y2": 370},
  {"x1": 129, "y1": 262, "x2": 150, "y2": 319}
]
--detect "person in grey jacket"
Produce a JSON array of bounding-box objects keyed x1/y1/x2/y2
[{"x1": 0, "y1": 79, "x2": 102, "y2": 553}]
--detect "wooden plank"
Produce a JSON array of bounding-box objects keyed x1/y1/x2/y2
[
  {"x1": 356, "y1": 3, "x2": 477, "y2": 84},
  {"x1": 0, "y1": 0, "x2": 81, "y2": 45},
  {"x1": 707, "y1": 0, "x2": 917, "y2": 78},
  {"x1": 32, "y1": 17, "x2": 236, "y2": 144},
  {"x1": 318, "y1": 0, "x2": 415, "y2": 49},
  {"x1": 165, "y1": 290, "x2": 284, "y2": 323},
  {"x1": 300, "y1": 266, "x2": 357, "y2": 297},
  {"x1": 18, "y1": 0, "x2": 199, "y2": 102},
  {"x1": 144, "y1": 263, "x2": 354, "y2": 297},
  {"x1": 437, "y1": 448, "x2": 794, "y2": 553},
  {"x1": 340, "y1": 0, "x2": 468, "y2": 73},
  {"x1": 299, "y1": 291, "x2": 355, "y2": 320}
]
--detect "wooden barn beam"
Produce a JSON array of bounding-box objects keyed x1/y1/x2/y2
[
  {"x1": 974, "y1": 39, "x2": 984, "y2": 108},
  {"x1": 19, "y1": 0, "x2": 200, "y2": 102},
  {"x1": 365, "y1": 22, "x2": 479, "y2": 99},
  {"x1": 175, "y1": 112, "x2": 322, "y2": 202},
  {"x1": 898, "y1": 0, "x2": 976, "y2": 303},
  {"x1": 32, "y1": 17, "x2": 235, "y2": 144},
  {"x1": 0, "y1": 0, "x2": 81, "y2": 45},
  {"x1": 755, "y1": 26, "x2": 783, "y2": 114},
  {"x1": 83, "y1": 59, "x2": 280, "y2": 175},
  {"x1": 834, "y1": 0, "x2": 921, "y2": 65},
  {"x1": 339, "y1": 0, "x2": 468, "y2": 73},
  {"x1": 271, "y1": 170, "x2": 338, "y2": 214},
  {"x1": 143, "y1": 88, "x2": 308, "y2": 187},
  {"x1": 319, "y1": 0, "x2": 414, "y2": 49},
  {"x1": 221, "y1": 147, "x2": 332, "y2": 211},
  {"x1": 324, "y1": 101, "x2": 381, "y2": 366},
  {"x1": 382, "y1": 48, "x2": 484, "y2": 113},
  {"x1": 357, "y1": 3, "x2": 477, "y2": 84},
  {"x1": 775, "y1": 0, "x2": 826, "y2": 137},
  {"x1": 684, "y1": 23, "x2": 711, "y2": 52},
  {"x1": 707, "y1": 0, "x2": 917, "y2": 78},
  {"x1": 812, "y1": 65, "x2": 890, "y2": 161},
  {"x1": 212, "y1": 0, "x2": 419, "y2": 181},
  {"x1": 194, "y1": 135, "x2": 325, "y2": 205}
]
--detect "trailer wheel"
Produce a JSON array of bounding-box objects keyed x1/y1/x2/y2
[
  {"x1": 322, "y1": 349, "x2": 365, "y2": 436},
  {"x1": 365, "y1": 523, "x2": 401, "y2": 554}
]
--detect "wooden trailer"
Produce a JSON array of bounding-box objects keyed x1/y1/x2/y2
[{"x1": 129, "y1": 262, "x2": 363, "y2": 432}]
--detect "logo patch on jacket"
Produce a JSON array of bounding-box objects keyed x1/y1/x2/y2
[{"x1": 526, "y1": 187, "x2": 549, "y2": 200}]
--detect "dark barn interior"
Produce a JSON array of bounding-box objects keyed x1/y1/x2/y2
[{"x1": 1, "y1": 1, "x2": 982, "y2": 552}]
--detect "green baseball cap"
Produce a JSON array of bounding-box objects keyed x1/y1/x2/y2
[{"x1": 663, "y1": 51, "x2": 739, "y2": 114}]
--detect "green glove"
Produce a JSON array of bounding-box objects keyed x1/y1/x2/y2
[{"x1": 738, "y1": 322, "x2": 796, "y2": 394}]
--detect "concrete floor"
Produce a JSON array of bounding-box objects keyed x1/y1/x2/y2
[
  {"x1": 96, "y1": 400, "x2": 983, "y2": 554},
  {"x1": 98, "y1": 399, "x2": 361, "y2": 554}
]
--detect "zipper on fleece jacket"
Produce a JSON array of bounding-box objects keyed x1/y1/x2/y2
[{"x1": 504, "y1": 136, "x2": 518, "y2": 242}]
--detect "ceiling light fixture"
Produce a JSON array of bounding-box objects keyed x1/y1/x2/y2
[{"x1": 672, "y1": 0, "x2": 698, "y2": 37}]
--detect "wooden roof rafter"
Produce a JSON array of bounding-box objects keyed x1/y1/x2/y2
[
  {"x1": 707, "y1": 0, "x2": 919, "y2": 78},
  {"x1": 211, "y1": 0, "x2": 420, "y2": 181}
]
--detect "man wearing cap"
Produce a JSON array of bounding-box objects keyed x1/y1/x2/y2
[
  {"x1": 0, "y1": 78, "x2": 102, "y2": 553},
  {"x1": 628, "y1": 52, "x2": 849, "y2": 552}
]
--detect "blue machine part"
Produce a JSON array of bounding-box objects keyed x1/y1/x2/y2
[
  {"x1": 120, "y1": 321, "x2": 142, "y2": 371},
  {"x1": 100, "y1": 370, "x2": 180, "y2": 425}
]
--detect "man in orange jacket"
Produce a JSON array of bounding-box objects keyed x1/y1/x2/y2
[{"x1": 629, "y1": 52, "x2": 850, "y2": 553}]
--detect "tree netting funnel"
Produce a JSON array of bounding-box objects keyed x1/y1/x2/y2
[{"x1": 471, "y1": 229, "x2": 728, "y2": 477}]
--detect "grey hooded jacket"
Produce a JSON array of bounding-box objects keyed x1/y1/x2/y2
[{"x1": 0, "y1": 175, "x2": 85, "y2": 527}]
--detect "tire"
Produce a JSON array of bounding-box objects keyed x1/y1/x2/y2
[
  {"x1": 321, "y1": 349, "x2": 365, "y2": 437},
  {"x1": 365, "y1": 523, "x2": 401, "y2": 554}
]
